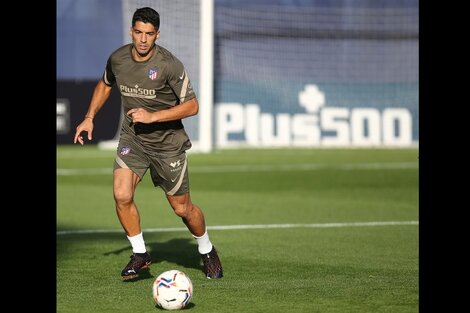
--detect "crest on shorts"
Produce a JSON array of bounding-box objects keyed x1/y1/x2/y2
[
  {"x1": 148, "y1": 67, "x2": 158, "y2": 80},
  {"x1": 120, "y1": 147, "x2": 131, "y2": 155}
]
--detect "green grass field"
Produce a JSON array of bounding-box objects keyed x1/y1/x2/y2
[{"x1": 57, "y1": 146, "x2": 419, "y2": 312}]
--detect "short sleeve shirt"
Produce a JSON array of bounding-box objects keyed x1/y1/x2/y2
[{"x1": 103, "y1": 44, "x2": 195, "y2": 156}]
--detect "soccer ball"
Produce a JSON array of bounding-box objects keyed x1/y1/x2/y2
[{"x1": 152, "y1": 270, "x2": 193, "y2": 310}]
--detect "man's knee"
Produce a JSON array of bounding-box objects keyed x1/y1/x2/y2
[
  {"x1": 172, "y1": 202, "x2": 193, "y2": 218},
  {"x1": 114, "y1": 188, "x2": 133, "y2": 205}
]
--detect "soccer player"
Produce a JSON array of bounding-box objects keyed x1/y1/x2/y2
[{"x1": 73, "y1": 7, "x2": 223, "y2": 280}]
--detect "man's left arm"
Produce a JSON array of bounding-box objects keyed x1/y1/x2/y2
[{"x1": 127, "y1": 98, "x2": 199, "y2": 123}]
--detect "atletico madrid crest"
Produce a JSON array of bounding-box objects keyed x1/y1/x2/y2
[
  {"x1": 148, "y1": 68, "x2": 158, "y2": 80},
  {"x1": 120, "y1": 147, "x2": 131, "y2": 155}
]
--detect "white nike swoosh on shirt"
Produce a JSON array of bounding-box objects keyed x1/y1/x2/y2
[{"x1": 179, "y1": 71, "x2": 185, "y2": 80}]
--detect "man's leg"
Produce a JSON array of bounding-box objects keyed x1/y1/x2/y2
[
  {"x1": 114, "y1": 168, "x2": 142, "y2": 236},
  {"x1": 114, "y1": 168, "x2": 151, "y2": 280},
  {"x1": 167, "y1": 193, "x2": 223, "y2": 279},
  {"x1": 166, "y1": 193, "x2": 205, "y2": 237}
]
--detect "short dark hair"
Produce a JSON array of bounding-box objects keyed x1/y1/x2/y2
[{"x1": 132, "y1": 7, "x2": 160, "y2": 30}]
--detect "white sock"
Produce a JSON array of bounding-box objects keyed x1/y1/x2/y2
[
  {"x1": 127, "y1": 232, "x2": 147, "y2": 253},
  {"x1": 193, "y1": 229, "x2": 213, "y2": 254}
]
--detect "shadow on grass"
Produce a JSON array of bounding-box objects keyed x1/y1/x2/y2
[
  {"x1": 154, "y1": 302, "x2": 196, "y2": 310},
  {"x1": 104, "y1": 238, "x2": 201, "y2": 282}
]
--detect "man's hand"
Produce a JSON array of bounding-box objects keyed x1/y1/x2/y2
[
  {"x1": 74, "y1": 117, "x2": 94, "y2": 145},
  {"x1": 127, "y1": 108, "x2": 155, "y2": 124}
]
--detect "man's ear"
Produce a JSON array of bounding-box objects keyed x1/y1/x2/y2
[{"x1": 156, "y1": 30, "x2": 160, "y2": 39}]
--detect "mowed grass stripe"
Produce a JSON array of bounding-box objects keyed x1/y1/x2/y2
[{"x1": 56, "y1": 162, "x2": 417, "y2": 176}]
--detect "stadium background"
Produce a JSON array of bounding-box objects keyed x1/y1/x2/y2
[{"x1": 56, "y1": 0, "x2": 418, "y2": 149}]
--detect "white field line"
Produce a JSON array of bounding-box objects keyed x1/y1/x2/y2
[
  {"x1": 57, "y1": 162, "x2": 417, "y2": 176},
  {"x1": 57, "y1": 150, "x2": 116, "y2": 159},
  {"x1": 57, "y1": 220, "x2": 418, "y2": 235},
  {"x1": 57, "y1": 147, "x2": 419, "y2": 159}
]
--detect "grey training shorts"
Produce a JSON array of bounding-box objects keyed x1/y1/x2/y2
[{"x1": 113, "y1": 138, "x2": 189, "y2": 196}]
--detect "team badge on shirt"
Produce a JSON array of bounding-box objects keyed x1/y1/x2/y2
[{"x1": 148, "y1": 68, "x2": 158, "y2": 80}]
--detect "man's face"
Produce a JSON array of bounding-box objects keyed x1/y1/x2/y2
[{"x1": 131, "y1": 21, "x2": 160, "y2": 58}]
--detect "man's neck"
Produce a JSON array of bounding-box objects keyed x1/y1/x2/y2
[{"x1": 132, "y1": 45, "x2": 156, "y2": 62}]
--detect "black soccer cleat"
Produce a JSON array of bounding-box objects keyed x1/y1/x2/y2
[
  {"x1": 200, "y1": 246, "x2": 223, "y2": 279},
  {"x1": 121, "y1": 252, "x2": 152, "y2": 280}
]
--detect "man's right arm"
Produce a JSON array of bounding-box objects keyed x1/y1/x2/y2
[
  {"x1": 73, "y1": 80, "x2": 113, "y2": 145},
  {"x1": 84, "y1": 80, "x2": 113, "y2": 119}
]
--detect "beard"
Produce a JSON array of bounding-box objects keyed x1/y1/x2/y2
[{"x1": 133, "y1": 44, "x2": 155, "y2": 58}]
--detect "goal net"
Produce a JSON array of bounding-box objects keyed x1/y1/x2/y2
[{"x1": 213, "y1": 1, "x2": 418, "y2": 147}]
